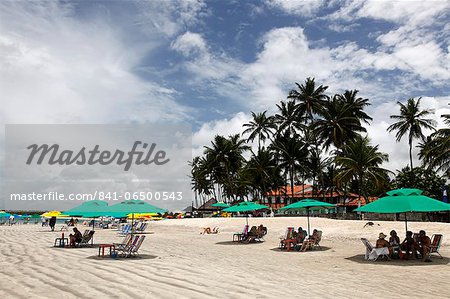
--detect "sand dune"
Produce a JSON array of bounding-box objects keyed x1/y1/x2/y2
[{"x1": 0, "y1": 217, "x2": 449, "y2": 298}]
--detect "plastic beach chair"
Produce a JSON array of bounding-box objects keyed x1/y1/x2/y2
[
  {"x1": 233, "y1": 225, "x2": 249, "y2": 242},
  {"x1": 76, "y1": 231, "x2": 95, "y2": 247},
  {"x1": 115, "y1": 235, "x2": 145, "y2": 257},
  {"x1": 279, "y1": 227, "x2": 295, "y2": 249},
  {"x1": 361, "y1": 238, "x2": 389, "y2": 261},
  {"x1": 113, "y1": 234, "x2": 132, "y2": 250},
  {"x1": 429, "y1": 234, "x2": 443, "y2": 259}
]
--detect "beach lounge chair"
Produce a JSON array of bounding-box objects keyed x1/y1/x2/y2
[
  {"x1": 76, "y1": 230, "x2": 95, "y2": 247},
  {"x1": 136, "y1": 222, "x2": 148, "y2": 232},
  {"x1": 114, "y1": 235, "x2": 145, "y2": 257},
  {"x1": 118, "y1": 224, "x2": 131, "y2": 235},
  {"x1": 361, "y1": 238, "x2": 389, "y2": 261},
  {"x1": 244, "y1": 226, "x2": 267, "y2": 243},
  {"x1": 428, "y1": 234, "x2": 443, "y2": 259},
  {"x1": 233, "y1": 225, "x2": 249, "y2": 242},
  {"x1": 310, "y1": 231, "x2": 322, "y2": 249},
  {"x1": 279, "y1": 227, "x2": 295, "y2": 249},
  {"x1": 113, "y1": 234, "x2": 132, "y2": 251}
]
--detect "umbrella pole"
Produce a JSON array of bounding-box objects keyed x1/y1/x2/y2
[
  {"x1": 131, "y1": 213, "x2": 135, "y2": 239},
  {"x1": 246, "y1": 214, "x2": 248, "y2": 226},
  {"x1": 92, "y1": 217, "x2": 95, "y2": 245},
  {"x1": 307, "y1": 208, "x2": 311, "y2": 237},
  {"x1": 405, "y1": 212, "x2": 408, "y2": 232}
]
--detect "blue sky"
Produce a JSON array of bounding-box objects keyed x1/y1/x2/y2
[{"x1": 1, "y1": 0, "x2": 450, "y2": 173}]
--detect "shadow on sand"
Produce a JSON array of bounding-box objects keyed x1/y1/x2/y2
[
  {"x1": 215, "y1": 241, "x2": 265, "y2": 245},
  {"x1": 269, "y1": 246, "x2": 332, "y2": 253},
  {"x1": 86, "y1": 254, "x2": 158, "y2": 261},
  {"x1": 51, "y1": 244, "x2": 101, "y2": 249},
  {"x1": 346, "y1": 254, "x2": 449, "y2": 266}
]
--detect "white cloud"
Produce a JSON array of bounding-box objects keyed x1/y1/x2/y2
[
  {"x1": 170, "y1": 31, "x2": 207, "y2": 57},
  {"x1": 265, "y1": 0, "x2": 327, "y2": 17},
  {"x1": 0, "y1": 1, "x2": 189, "y2": 125},
  {"x1": 134, "y1": 0, "x2": 207, "y2": 37},
  {"x1": 192, "y1": 112, "x2": 251, "y2": 157},
  {"x1": 356, "y1": 0, "x2": 449, "y2": 26}
]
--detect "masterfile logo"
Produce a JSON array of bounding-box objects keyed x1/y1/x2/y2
[{"x1": 26, "y1": 141, "x2": 170, "y2": 171}]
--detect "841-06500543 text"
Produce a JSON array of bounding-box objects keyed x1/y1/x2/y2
[{"x1": 10, "y1": 191, "x2": 183, "y2": 201}]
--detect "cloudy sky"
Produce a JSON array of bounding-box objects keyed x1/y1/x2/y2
[{"x1": 1, "y1": 0, "x2": 450, "y2": 207}]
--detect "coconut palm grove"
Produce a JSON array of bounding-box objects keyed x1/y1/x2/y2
[{"x1": 190, "y1": 78, "x2": 449, "y2": 208}]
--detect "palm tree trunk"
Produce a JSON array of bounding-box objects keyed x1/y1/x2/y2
[
  {"x1": 409, "y1": 140, "x2": 413, "y2": 169},
  {"x1": 290, "y1": 165, "x2": 294, "y2": 204}
]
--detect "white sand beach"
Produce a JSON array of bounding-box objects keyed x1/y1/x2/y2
[{"x1": 0, "y1": 217, "x2": 449, "y2": 299}]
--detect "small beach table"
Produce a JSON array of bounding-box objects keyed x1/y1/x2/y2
[
  {"x1": 98, "y1": 244, "x2": 115, "y2": 257},
  {"x1": 284, "y1": 239, "x2": 297, "y2": 251},
  {"x1": 54, "y1": 237, "x2": 69, "y2": 247}
]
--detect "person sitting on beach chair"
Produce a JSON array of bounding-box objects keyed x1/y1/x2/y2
[
  {"x1": 389, "y1": 230, "x2": 401, "y2": 258},
  {"x1": 69, "y1": 228, "x2": 83, "y2": 247},
  {"x1": 416, "y1": 230, "x2": 432, "y2": 262},
  {"x1": 376, "y1": 232, "x2": 392, "y2": 256},
  {"x1": 244, "y1": 225, "x2": 266, "y2": 243},
  {"x1": 201, "y1": 227, "x2": 219, "y2": 234},
  {"x1": 401, "y1": 231, "x2": 416, "y2": 259},
  {"x1": 296, "y1": 227, "x2": 307, "y2": 244},
  {"x1": 299, "y1": 229, "x2": 320, "y2": 252}
]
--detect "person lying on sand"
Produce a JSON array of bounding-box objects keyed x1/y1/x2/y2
[
  {"x1": 69, "y1": 228, "x2": 83, "y2": 247},
  {"x1": 201, "y1": 227, "x2": 219, "y2": 234}
]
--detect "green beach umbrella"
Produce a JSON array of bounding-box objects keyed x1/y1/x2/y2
[
  {"x1": 223, "y1": 201, "x2": 269, "y2": 225},
  {"x1": 211, "y1": 202, "x2": 230, "y2": 208},
  {"x1": 0, "y1": 211, "x2": 12, "y2": 218},
  {"x1": 107, "y1": 200, "x2": 167, "y2": 215},
  {"x1": 355, "y1": 188, "x2": 450, "y2": 231},
  {"x1": 280, "y1": 199, "x2": 336, "y2": 236},
  {"x1": 65, "y1": 200, "x2": 112, "y2": 232},
  {"x1": 64, "y1": 200, "x2": 109, "y2": 216},
  {"x1": 30, "y1": 214, "x2": 41, "y2": 219}
]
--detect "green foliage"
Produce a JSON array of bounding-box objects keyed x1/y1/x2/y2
[{"x1": 393, "y1": 166, "x2": 446, "y2": 199}]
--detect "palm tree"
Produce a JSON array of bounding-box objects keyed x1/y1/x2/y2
[
  {"x1": 287, "y1": 77, "x2": 328, "y2": 122},
  {"x1": 244, "y1": 148, "x2": 283, "y2": 200},
  {"x1": 314, "y1": 95, "x2": 367, "y2": 149},
  {"x1": 335, "y1": 136, "x2": 391, "y2": 207},
  {"x1": 190, "y1": 156, "x2": 214, "y2": 206},
  {"x1": 387, "y1": 97, "x2": 436, "y2": 169},
  {"x1": 274, "y1": 100, "x2": 306, "y2": 136},
  {"x1": 337, "y1": 90, "x2": 372, "y2": 124},
  {"x1": 418, "y1": 114, "x2": 450, "y2": 176},
  {"x1": 243, "y1": 111, "x2": 277, "y2": 150},
  {"x1": 306, "y1": 146, "x2": 331, "y2": 197},
  {"x1": 204, "y1": 134, "x2": 249, "y2": 201},
  {"x1": 271, "y1": 132, "x2": 309, "y2": 202}
]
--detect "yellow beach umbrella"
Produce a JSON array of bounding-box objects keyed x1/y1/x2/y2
[
  {"x1": 41, "y1": 211, "x2": 62, "y2": 218},
  {"x1": 127, "y1": 212, "x2": 158, "y2": 219}
]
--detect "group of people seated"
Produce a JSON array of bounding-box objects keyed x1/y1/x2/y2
[
  {"x1": 375, "y1": 230, "x2": 432, "y2": 262},
  {"x1": 280, "y1": 227, "x2": 321, "y2": 252},
  {"x1": 245, "y1": 224, "x2": 267, "y2": 243}
]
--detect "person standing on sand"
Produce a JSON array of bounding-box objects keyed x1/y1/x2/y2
[{"x1": 49, "y1": 216, "x2": 57, "y2": 231}]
